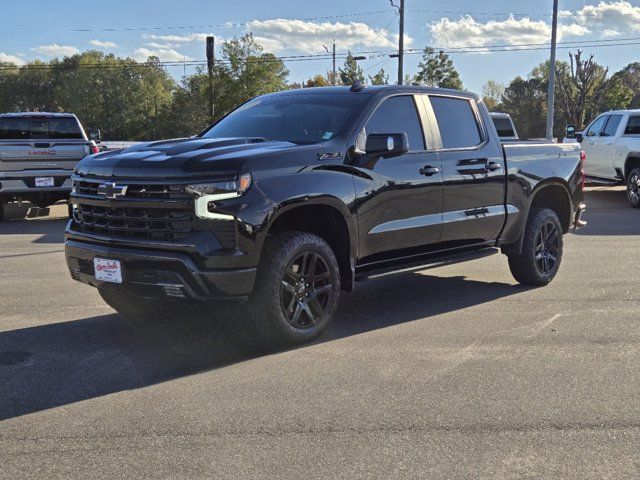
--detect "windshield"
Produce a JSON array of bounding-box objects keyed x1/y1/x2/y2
[
  {"x1": 492, "y1": 117, "x2": 515, "y2": 137},
  {"x1": 0, "y1": 117, "x2": 83, "y2": 140},
  {"x1": 202, "y1": 94, "x2": 367, "y2": 144}
]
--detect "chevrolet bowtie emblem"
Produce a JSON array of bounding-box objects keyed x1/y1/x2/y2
[{"x1": 97, "y1": 182, "x2": 128, "y2": 199}]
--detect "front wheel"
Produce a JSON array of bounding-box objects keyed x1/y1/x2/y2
[
  {"x1": 626, "y1": 167, "x2": 640, "y2": 208},
  {"x1": 248, "y1": 231, "x2": 341, "y2": 347},
  {"x1": 508, "y1": 208, "x2": 564, "y2": 286}
]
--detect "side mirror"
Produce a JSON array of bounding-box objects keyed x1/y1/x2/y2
[
  {"x1": 87, "y1": 128, "x2": 101, "y2": 144},
  {"x1": 576, "y1": 132, "x2": 584, "y2": 143},
  {"x1": 365, "y1": 133, "x2": 409, "y2": 158}
]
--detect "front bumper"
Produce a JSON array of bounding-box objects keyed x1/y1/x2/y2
[{"x1": 65, "y1": 239, "x2": 256, "y2": 300}]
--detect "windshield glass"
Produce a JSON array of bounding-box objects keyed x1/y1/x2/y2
[
  {"x1": 202, "y1": 94, "x2": 367, "y2": 144},
  {"x1": 0, "y1": 117, "x2": 83, "y2": 140}
]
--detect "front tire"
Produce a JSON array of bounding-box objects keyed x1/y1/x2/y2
[
  {"x1": 508, "y1": 208, "x2": 563, "y2": 286},
  {"x1": 248, "y1": 231, "x2": 341, "y2": 347},
  {"x1": 626, "y1": 167, "x2": 640, "y2": 208}
]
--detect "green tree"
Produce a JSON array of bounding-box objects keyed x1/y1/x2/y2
[
  {"x1": 368, "y1": 68, "x2": 389, "y2": 85},
  {"x1": 339, "y1": 53, "x2": 365, "y2": 85},
  {"x1": 609, "y1": 62, "x2": 640, "y2": 108},
  {"x1": 499, "y1": 76, "x2": 547, "y2": 138},
  {"x1": 414, "y1": 47, "x2": 463, "y2": 90},
  {"x1": 481, "y1": 80, "x2": 505, "y2": 111},
  {"x1": 305, "y1": 73, "x2": 330, "y2": 88}
]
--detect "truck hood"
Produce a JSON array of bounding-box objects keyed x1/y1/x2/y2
[{"x1": 74, "y1": 137, "x2": 304, "y2": 179}]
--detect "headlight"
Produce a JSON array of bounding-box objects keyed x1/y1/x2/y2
[{"x1": 187, "y1": 173, "x2": 251, "y2": 220}]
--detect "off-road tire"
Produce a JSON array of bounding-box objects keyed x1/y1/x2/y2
[
  {"x1": 248, "y1": 231, "x2": 341, "y2": 347},
  {"x1": 626, "y1": 167, "x2": 640, "y2": 208},
  {"x1": 508, "y1": 208, "x2": 564, "y2": 286}
]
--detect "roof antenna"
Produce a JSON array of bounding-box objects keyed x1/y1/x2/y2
[{"x1": 350, "y1": 80, "x2": 366, "y2": 92}]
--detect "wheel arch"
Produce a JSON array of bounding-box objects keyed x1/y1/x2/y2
[
  {"x1": 266, "y1": 199, "x2": 357, "y2": 291},
  {"x1": 624, "y1": 153, "x2": 640, "y2": 179}
]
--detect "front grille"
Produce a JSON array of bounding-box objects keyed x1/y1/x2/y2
[
  {"x1": 74, "y1": 180, "x2": 187, "y2": 199},
  {"x1": 72, "y1": 179, "x2": 237, "y2": 249},
  {"x1": 74, "y1": 204, "x2": 195, "y2": 242}
]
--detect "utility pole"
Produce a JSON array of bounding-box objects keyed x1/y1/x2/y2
[
  {"x1": 397, "y1": 0, "x2": 405, "y2": 85},
  {"x1": 546, "y1": 0, "x2": 559, "y2": 140},
  {"x1": 206, "y1": 36, "x2": 215, "y2": 122},
  {"x1": 332, "y1": 40, "x2": 336, "y2": 85}
]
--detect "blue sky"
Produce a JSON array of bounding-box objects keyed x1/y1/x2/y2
[{"x1": 2, "y1": 0, "x2": 640, "y2": 93}]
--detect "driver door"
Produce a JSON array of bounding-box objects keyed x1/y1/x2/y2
[{"x1": 353, "y1": 94, "x2": 443, "y2": 260}]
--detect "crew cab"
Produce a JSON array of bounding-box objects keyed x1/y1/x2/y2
[
  {"x1": 65, "y1": 85, "x2": 586, "y2": 346},
  {"x1": 579, "y1": 110, "x2": 640, "y2": 207},
  {"x1": 0, "y1": 112, "x2": 99, "y2": 220}
]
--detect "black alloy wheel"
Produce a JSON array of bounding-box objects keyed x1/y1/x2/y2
[
  {"x1": 627, "y1": 168, "x2": 640, "y2": 208},
  {"x1": 534, "y1": 221, "x2": 560, "y2": 275},
  {"x1": 280, "y1": 251, "x2": 333, "y2": 329}
]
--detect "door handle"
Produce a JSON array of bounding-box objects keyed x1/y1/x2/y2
[
  {"x1": 419, "y1": 166, "x2": 440, "y2": 176},
  {"x1": 606, "y1": 143, "x2": 614, "y2": 146},
  {"x1": 485, "y1": 161, "x2": 501, "y2": 172}
]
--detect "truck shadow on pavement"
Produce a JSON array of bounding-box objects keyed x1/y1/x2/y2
[
  {"x1": 0, "y1": 217, "x2": 67, "y2": 244},
  {"x1": 0, "y1": 272, "x2": 525, "y2": 421},
  {"x1": 576, "y1": 188, "x2": 640, "y2": 236}
]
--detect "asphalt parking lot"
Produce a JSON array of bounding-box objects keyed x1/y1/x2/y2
[{"x1": 1, "y1": 187, "x2": 639, "y2": 479}]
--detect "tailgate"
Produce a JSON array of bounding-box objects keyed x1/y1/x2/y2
[{"x1": 0, "y1": 141, "x2": 88, "y2": 172}]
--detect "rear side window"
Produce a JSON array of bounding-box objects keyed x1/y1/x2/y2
[
  {"x1": 365, "y1": 95, "x2": 425, "y2": 151},
  {"x1": 492, "y1": 117, "x2": 515, "y2": 137},
  {"x1": 603, "y1": 115, "x2": 623, "y2": 137},
  {"x1": 586, "y1": 116, "x2": 608, "y2": 137},
  {"x1": 0, "y1": 117, "x2": 83, "y2": 140},
  {"x1": 624, "y1": 116, "x2": 640, "y2": 135},
  {"x1": 430, "y1": 96, "x2": 482, "y2": 149}
]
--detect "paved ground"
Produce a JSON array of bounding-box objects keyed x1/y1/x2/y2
[{"x1": 1, "y1": 188, "x2": 639, "y2": 479}]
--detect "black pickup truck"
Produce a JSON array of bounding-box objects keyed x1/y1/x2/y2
[{"x1": 65, "y1": 85, "x2": 586, "y2": 345}]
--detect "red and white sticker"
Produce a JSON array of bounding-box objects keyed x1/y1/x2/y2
[{"x1": 93, "y1": 258, "x2": 122, "y2": 284}]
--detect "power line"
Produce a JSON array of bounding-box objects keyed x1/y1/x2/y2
[{"x1": 0, "y1": 10, "x2": 395, "y2": 33}]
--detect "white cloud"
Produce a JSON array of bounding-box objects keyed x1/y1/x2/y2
[
  {"x1": 144, "y1": 42, "x2": 180, "y2": 49},
  {"x1": 33, "y1": 44, "x2": 80, "y2": 57},
  {"x1": 0, "y1": 52, "x2": 25, "y2": 65},
  {"x1": 246, "y1": 19, "x2": 412, "y2": 54},
  {"x1": 430, "y1": 16, "x2": 554, "y2": 49},
  {"x1": 572, "y1": 1, "x2": 640, "y2": 37},
  {"x1": 132, "y1": 47, "x2": 193, "y2": 62},
  {"x1": 90, "y1": 39, "x2": 117, "y2": 48},
  {"x1": 143, "y1": 33, "x2": 213, "y2": 44}
]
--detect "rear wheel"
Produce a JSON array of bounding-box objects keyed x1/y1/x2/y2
[
  {"x1": 626, "y1": 167, "x2": 640, "y2": 208},
  {"x1": 248, "y1": 231, "x2": 340, "y2": 346},
  {"x1": 508, "y1": 208, "x2": 563, "y2": 286}
]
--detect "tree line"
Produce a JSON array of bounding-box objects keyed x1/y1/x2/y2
[{"x1": 0, "y1": 33, "x2": 636, "y2": 140}]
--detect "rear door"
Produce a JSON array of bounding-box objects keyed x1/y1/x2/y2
[
  {"x1": 0, "y1": 116, "x2": 88, "y2": 172},
  {"x1": 354, "y1": 94, "x2": 443, "y2": 259},
  {"x1": 429, "y1": 94, "x2": 506, "y2": 244}
]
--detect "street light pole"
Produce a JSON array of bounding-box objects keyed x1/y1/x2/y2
[{"x1": 546, "y1": 0, "x2": 559, "y2": 140}]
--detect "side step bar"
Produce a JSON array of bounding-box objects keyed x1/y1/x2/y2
[
  {"x1": 355, "y1": 247, "x2": 499, "y2": 282},
  {"x1": 585, "y1": 175, "x2": 622, "y2": 186}
]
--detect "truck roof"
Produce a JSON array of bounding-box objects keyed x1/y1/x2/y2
[
  {"x1": 266, "y1": 85, "x2": 480, "y2": 101},
  {"x1": 600, "y1": 109, "x2": 640, "y2": 115},
  {"x1": 0, "y1": 112, "x2": 78, "y2": 118}
]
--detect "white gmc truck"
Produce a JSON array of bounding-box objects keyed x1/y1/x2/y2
[
  {"x1": 580, "y1": 109, "x2": 640, "y2": 208},
  {"x1": 0, "y1": 112, "x2": 100, "y2": 220}
]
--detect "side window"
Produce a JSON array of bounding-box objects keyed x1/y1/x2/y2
[
  {"x1": 365, "y1": 96, "x2": 425, "y2": 151},
  {"x1": 429, "y1": 96, "x2": 482, "y2": 149},
  {"x1": 624, "y1": 116, "x2": 640, "y2": 135},
  {"x1": 586, "y1": 116, "x2": 608, "y2": 137},
  {"x1": 602, "y1": 115, "x2": 623, "y2": 137}
]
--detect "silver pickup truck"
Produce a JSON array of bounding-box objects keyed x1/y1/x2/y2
[{"x1": 0, "y1": 112, "x2": 100, "y2": 220}]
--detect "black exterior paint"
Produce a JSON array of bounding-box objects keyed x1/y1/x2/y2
[{"x1": 65, "y1": 85, "x2": 585, "y2": 299}]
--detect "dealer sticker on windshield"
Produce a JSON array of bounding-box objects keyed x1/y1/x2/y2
[{"x1": 93, "y1": 258, "x2": 123, "y2": 284}]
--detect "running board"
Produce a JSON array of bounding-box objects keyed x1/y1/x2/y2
[
  {"x1": 585, "y1": 175, "x2": 622, "y2": 186},
  {"x1": 355, "y1": 247, "x2": 499, "y2": 282}
]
